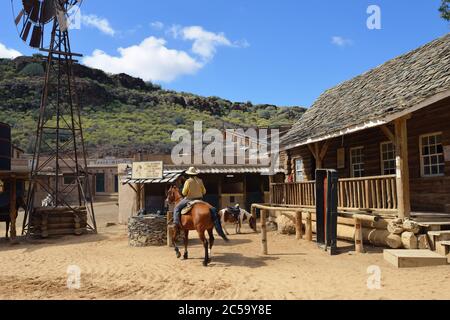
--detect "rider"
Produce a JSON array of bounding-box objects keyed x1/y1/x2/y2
[{"x1": 173, "y1": 167, "x2": 206, "y2": 227}]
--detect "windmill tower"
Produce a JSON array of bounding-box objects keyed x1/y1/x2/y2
[{"x1": 12, "y1": 0, "x2": 97, "y2": 235}]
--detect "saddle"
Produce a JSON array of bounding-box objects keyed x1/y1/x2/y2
[
  {"x1": 181, "y1": 200, "x2": 208, "y2": 215},
  {"x1": 225, "y1": 207, "x2": 241, "y2": 220}
]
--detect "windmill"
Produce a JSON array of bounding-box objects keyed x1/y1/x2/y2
[{"x1": 11, "y1": 0, "x2": 97, "y2": 236}]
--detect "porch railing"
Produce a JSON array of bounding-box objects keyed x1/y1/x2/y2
[{"x1": 271, "y1": 175, "x2": 398, "y2": 211}]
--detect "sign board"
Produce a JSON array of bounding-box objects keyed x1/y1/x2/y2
[
  {"x1": 132, "y1": 161, "x2": 164, "y2": 180},
  {"x1": 337, "y1": 148, "x2": 345, "y2": 169},
  {"x1": 444, "y1": 146, "x2": 450, "y2": 162}
]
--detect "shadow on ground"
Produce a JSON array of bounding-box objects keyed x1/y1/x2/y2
[
  {"x1": 210, "y1": 252, "x2": 279, "y2": 268},
  {"x1": 0, "y1": 233, "x2": 109, "y2": 253}
]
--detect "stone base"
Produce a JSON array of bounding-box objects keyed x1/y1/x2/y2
[{"x1": 128, "y1": 215, "x2": 167, "y2": 247}]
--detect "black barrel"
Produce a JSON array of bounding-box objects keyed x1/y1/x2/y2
[{"x1": 0, "y1": 122, "x2": 12, "y2": 171}]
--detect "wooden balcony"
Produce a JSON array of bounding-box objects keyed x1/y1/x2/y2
[{"x1": 271, "y1": 175, "x2": 398, "y2": 212}]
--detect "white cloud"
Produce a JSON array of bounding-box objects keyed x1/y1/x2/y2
[
  {"x1": 0, "y1": 43, "x2": 21, "y2": 59},
  {"x1": 331, "y1": 36, "x2": 353, "y2": 47},
  {"x1": 180, "y1": 26, "x2": 232, "y2": 60},
  {"x1": 170, "y1": 25, "x2": 248, "y2": 60},
  {"x1": 81, "y1": 14, "x2": 115, "y2": 36},
  {"x1": 151, "y1": 21, "x2": 164, "y2": 30},
  {"x1": 82, "y1": 36, "x2": 202, "y2": 82},
  {"x1": 83, "y1": 25, "x2": 248, "y2": 83}
]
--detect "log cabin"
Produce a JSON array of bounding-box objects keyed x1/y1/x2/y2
[{"x1": 275, "y1": 33, "x2": 450, "y2": 220}]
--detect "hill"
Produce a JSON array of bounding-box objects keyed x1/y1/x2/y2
[{"x1": 0, "y1": 55, "x2": 305, "y2": 156}]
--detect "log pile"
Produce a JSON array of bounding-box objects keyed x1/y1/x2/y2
[
  {"x1": 30, "y1": 207, "x2": 88, "y2": 238},
  {"x1": 388, "y1": 218, "x2": 421, "y2": 249},
  {"x1": 128, "y1": 215, "x2": 167, "y2": 247}
]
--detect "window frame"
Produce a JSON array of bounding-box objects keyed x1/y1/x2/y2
[
  {"x1": 350, "y1": 146, "x2": 365, "y2": 178},
  {"x1": 95, "y1": 172, "x2": 106, "y2": 193},
  {"x1": 380, "y1": 141, "x2": 396, "y2": 176},
  {"x1": 419, "y1": 132, "x2": 445, "y2": 178},
  {"x1": 294, "y1": 158, "x2": 305, "y2": 182}
]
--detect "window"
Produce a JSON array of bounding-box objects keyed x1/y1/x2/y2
[
  {"x1": 95, "y1": 173, "x2": 106, "y2": 193},
  {"x1": 295, "y1": 159, "x2": 305, "y2": 182},
  {"x1": 420, "y1": 133, "x2": 445, "y2": 177},
  {"x1": 350, "y1": 147, "x2": 365, "y2": 178},
  {"x1": 381, "y1": 142, "x2": 396, "y2": 175},
  {"x1": 63, "y1": 176, "x2": 76, "y2": 185}
]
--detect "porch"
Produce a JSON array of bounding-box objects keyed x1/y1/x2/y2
[{"x1": 270, "y1": 175, "x2": 398, "y2": 215}]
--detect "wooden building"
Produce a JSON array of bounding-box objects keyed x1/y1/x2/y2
[
  {"x1": 118, "y1": 164, "x2": 275, "y2": 224},
  {"x1": 275, "y1": 34, "x2": 450, "y2": 219}
]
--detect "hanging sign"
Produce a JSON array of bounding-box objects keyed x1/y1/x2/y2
[{"x1": 132, "y1": 161, "x2": 164, "y2": 180}]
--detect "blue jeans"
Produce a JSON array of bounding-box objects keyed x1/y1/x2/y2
[{"x1": 174, "y1": 198, "x2": 201, "y2": 225}]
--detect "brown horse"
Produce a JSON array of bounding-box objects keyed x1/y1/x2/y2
[{"x1": 166, "y1": 185, "x2": 229, "y2": 266}]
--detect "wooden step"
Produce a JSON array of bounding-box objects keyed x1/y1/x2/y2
[
  {"x1": 384, "y1": 250, "x2": 448, "y2": 268},
  {"x1": 436, "y1": 241, "x2": 450, "y2": 257},
  {"x1": 428, "y1": 231, "x2": 450, "y2": 250}
]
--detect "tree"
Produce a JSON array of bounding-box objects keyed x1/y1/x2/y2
[{"x1": 440, "y1": 0, "x2": 450, "y2": 21}]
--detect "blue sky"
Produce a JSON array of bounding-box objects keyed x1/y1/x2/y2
[{"x1": 0, "y1": 0, "x2": 448, "y2": 107}]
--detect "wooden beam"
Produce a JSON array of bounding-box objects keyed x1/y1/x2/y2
[
  {"x1": 319, "y1": 141, "x2": 330, "y2": 161},
  {"x1": 308, "y1": 143, "x2": 324, "y2": 169},
  {"x1": 381, "y1": 125, "x2": 395, "y2": 144},
  {"x1": 261, "y1": 210, "x2": 268, "y2": 255},
  {"x1": 307, "y1": 144, "x2": 317, "y2": 159},
  {"x1": 9, "y1": 177, "x2": 17, "y2": 242},
  {"x1": 295, "y1": 211, "x2": 303, "y2": 240},
  {"x1": 394, "y1": 116, "x2": 411, "y2": 219}
]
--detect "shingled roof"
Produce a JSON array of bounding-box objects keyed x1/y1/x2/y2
[{"x1": 282, "y1": 33, "x2": 450, "y2": 151}]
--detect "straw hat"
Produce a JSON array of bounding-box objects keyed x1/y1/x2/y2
[{"x1": 185, "y1": 167, "x2": 200, "y2": 176}]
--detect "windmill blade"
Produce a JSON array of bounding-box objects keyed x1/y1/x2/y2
[
  {"x1": 40, "y1": 0, "x2": 56, "y2": 24},
  {"x1": 29, "y1": 25, "x2": 42, "y2": 48},
  {"x1": 56, "y1": 10, "x2": 69, "y2": 32},
  {"x1": 14, "y1": 9, "x2": 24, "y2": 25},
  {"x1": 21, "y1": 20, "x2": 32, "y2": 42},
  {"x1": 29, "y1": 0, "x2": 41, "y2": 23},
  {"x1": 55, "y1": 0, "x2": 69, "y2": 32}
]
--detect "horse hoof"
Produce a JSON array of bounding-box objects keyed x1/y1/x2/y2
[
  {"x1": 203, "y1": 261, "x2": 208, "y2": 267},
  {"x1": 183, "y1": 253, "x2": 188, "y2": 260},
  {"x1": 176, "y1": 252, "x2": 182, "y2": 259}
]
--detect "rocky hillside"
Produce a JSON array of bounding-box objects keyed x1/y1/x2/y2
[{"x1": 0, "y1": 55, "x2": 305, "y2": 156}]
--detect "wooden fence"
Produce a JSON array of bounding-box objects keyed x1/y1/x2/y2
[{"x1": 271, "y1": 175, "x2": 398, "y2": 211}]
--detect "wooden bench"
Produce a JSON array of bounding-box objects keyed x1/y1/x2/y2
[{"x1": 436, "y1": 241, "x2": 450, "y2": 257}]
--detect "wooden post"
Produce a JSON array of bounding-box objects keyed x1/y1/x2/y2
[
  {"x1": 9, "y1": 177, "x2": 17, "y2": 242},
  {"x1": 167, "y1": 211, "x2": 174, "y2": 247},
  {"x1": 395, "y1": 116, "x2": 411, "y2": 220},
  {"x1": 136, "y1": 184, "x2": 142, "y2": 213},
  {"x1": 243, "y1": 175, "x2": 247, "y2": 210},
  {"x1": 218, "y1": 175, "x2": 223, "y2": 210},
  {"x1": 261, "y1": 210, "x2": 268, "y2": 255},
  {"x1": 295, "y1": 211, "x2": 303, "y2": 240},
  {"x1": 354, "y1": 217, "x2": 364, "y2": 253},
  {"x1": 251, "y1": 206, "x2": 258, "y2": 233},
  {"x1": 305, "y1": 211, "x2": 313, "y2": 242}
]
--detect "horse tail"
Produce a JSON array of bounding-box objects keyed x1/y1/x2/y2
[{"x1": 210, "y1": 207, "x2": 229, "y2": 242}]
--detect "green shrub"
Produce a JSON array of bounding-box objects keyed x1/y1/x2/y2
[{"x1": 20, "y1": 63, "x2": 45, "y2": 77}]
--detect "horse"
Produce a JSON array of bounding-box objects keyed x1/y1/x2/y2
[
  {"x1": 218, "y1": 207, "x2": 257, "y2": 235},
  {"x1": 1, "y1": 196, "x2": 27, "y2": 239},
  {"x1": 166, "y1": 185, "x2": 229, "y2": 267}
]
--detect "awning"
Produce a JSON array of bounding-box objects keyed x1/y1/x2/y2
[{"x1": 121, "y1": 171, "x2": 183, "y2": 185}]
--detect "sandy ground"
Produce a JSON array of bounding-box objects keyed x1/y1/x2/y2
[{"x1": 0, "y1": 202, "x2": 449, "y2": 300}]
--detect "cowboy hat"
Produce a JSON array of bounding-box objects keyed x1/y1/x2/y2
[{"x1": 185, "y1": 167, "x2": 200, "y2": 176}]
